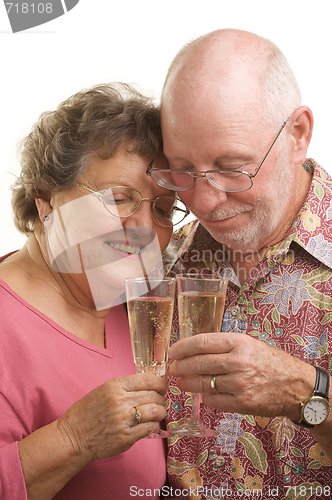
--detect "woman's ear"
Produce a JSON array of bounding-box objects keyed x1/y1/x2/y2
[
  {"x1": 35, "y1": 197, "x2": 53, "y2": 224},
  {"x1": 289, "y1": 106, "x2": 314, "y2": 165}
]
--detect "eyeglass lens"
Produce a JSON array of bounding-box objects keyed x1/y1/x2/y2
[
  {"x1": 150, "y1": 169, "x2": 252, "y2": 192},
  {"x1": 102, "y1": 186, "x2": 188, "y2": 226}
]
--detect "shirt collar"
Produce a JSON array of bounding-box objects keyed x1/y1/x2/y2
[
  {"x1": 164, "y1": 160, "x2": 332, "y2": 277},
  {"x1": 286, "y1": 160, "x2": 332, "y2": 269}
]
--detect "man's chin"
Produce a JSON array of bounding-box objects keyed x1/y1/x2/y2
[{"x1": 200, "y1": 219, "x2": 262, "y2": 253}]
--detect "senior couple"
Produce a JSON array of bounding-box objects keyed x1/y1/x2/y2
[{"x1": 1, "y1": 29, "x2": 331, "y2": 500}]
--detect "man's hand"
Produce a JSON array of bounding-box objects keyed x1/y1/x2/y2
[{"x1": 168, "y1": 332, "x2": 316, "y2": 420}]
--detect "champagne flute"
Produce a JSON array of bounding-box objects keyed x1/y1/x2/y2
[
  {"x1": 125, "y1": 276, "x2": 176, "y2": 438},
  {"x1": 169, "y1": 273, "x2": 228, "y2": 437}
]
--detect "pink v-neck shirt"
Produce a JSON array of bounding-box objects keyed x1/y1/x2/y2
[{"x1": 0, "y1": 278, "x2": 166, "y2": 499}]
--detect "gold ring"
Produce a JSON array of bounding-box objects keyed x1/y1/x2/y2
[
  {"x1": 210, "y1": 375, "x2": 219, "y2": 393},
  {"x1": 134, "y1": 406, "x2": 142, "y2": 424}
]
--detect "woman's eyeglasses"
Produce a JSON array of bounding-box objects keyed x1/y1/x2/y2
[{"x1": 75, "y1": 183, "x2": 190, "y2": 227}]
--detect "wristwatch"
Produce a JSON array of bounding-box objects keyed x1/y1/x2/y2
[{"x1": 296, "y1": 367, "x2": 330, "y2": 428}]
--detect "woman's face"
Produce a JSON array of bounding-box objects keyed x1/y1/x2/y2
[{"x1": 44, "y1": 148, "x2": 174, "y2": 309}]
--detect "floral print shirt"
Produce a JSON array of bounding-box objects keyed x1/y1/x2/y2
[{"x1": 163, "y1": 160, "x2": 332, "y2": 500}]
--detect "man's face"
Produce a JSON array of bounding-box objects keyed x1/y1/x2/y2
[{"x1": 161, "y1": 91, "x2": 293, "y2": 254}]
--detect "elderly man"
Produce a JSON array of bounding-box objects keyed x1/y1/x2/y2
[{"x1": 149, "y1": 29, "x2": 332, "y2": 498}]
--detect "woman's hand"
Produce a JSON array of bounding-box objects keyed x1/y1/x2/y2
[
  {"x1": 18, "y1": 374, "x2": 167, "y2": 500},
  {"x1": 58, "y1": 373, "x2": 167, "y2": 463}
]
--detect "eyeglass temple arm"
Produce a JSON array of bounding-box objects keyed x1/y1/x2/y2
[
  {"x1": 250, "y1": 117, "x2": 290, "y2": 179},
  {"x1": 146, "y1": 158, "x2": 155, "y2": 176},
  {"x1": 75, "y1": 182, "x2": 96, "y2": 194},
  {"x1": 146, "y1": 118, "x2": 289, "y2": 179}
]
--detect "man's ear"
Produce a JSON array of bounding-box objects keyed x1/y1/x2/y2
[
  {"x1": 35, "y1": 197, "x2": 53, "y2": 224},
  {"x1": 289, "y1": 106, "x2": 314, "y2": 165}
]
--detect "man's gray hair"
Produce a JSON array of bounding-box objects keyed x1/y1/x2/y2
[{"x1": 260, "y1": 39, "x2": 302, "y2": 128}]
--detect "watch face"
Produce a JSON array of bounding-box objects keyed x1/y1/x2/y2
[{"x1": 303, "y1": 397, "x2": 330, "y2": 425}]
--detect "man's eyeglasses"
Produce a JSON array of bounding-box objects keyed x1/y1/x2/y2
[
  {"x1": 147, "y1": 118, "x2": 289, "y2": 193},
  {"x1": 75, "y1": 183, "x2": 190, "y2": 227}
]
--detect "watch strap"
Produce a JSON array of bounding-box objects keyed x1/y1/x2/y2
[
  {"x1": 314, "y1": 366, "x2": 330, "y2": 399},
  {"x1": 293, "y1": 366, "x2": 330, "y2": 429}
]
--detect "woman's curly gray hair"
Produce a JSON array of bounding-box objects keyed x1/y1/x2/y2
[{"x1": 12, "y1": 83, "x2": 162, "y2": 235}]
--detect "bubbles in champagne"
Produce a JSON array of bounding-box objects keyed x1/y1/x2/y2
[
  {"x1": 178, "y1": 291, "x2": 226, "y2": 338},
  {"x1": 128, "y1": 297, "x2": 174, "y2": 375}
]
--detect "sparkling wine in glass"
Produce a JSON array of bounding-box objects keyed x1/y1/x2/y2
[
  {"x1": 125, "y1": 277, "x2": 176, "y2": 438},
  {"x1": 170, "y1": 274, "x2": 228, "y2": 437}
]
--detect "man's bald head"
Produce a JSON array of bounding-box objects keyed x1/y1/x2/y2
[{"x1": 162, "y1": 29, "x2": 302, "y2": 129}]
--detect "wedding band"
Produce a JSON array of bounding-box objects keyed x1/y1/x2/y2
[
  {"x1": 210, "y1": 375, "x2": 220, "y2": 393},
  {"x1": 134, "y1": 406, "x2": 142, "y2": 424}
]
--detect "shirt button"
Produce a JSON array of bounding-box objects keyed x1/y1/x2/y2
[
  {"x1": 230, "y1": 305, "x2": 241, "y2": 318},
  {"x1": 214, "y1": 456, "x2": 225, "y2": 467}
]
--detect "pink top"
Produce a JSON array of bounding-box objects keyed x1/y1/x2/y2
[{"x1": 0, "y1": 278, "x2": 166, "y2": 499}]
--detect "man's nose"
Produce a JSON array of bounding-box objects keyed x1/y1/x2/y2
[{"x1": 187, "y1": 177, "x2": 228, "y2": 214}]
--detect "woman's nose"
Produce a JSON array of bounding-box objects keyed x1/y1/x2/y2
[{"x1": 122, "y1": 199, "x2": 155, "y2": 229}]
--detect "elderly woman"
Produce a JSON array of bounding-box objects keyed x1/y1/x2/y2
[{"x1": 0, "y1": 84, "x2": 189, "y2": 500}]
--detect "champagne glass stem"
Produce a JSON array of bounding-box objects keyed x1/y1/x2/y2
[
  {"x1": 191, "y1": 393, "x2": 201, "y2": 420},
  {"x1": 166, "y1": 274, "x2": 228, "y2": 437},
  {"x1": 125, "y1": 277, "x2": 176, "y2": 439}
]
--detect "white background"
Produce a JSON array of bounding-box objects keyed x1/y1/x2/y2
[{"x1": 0, "y1": 0, "x2": 331, "y2": 255}]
